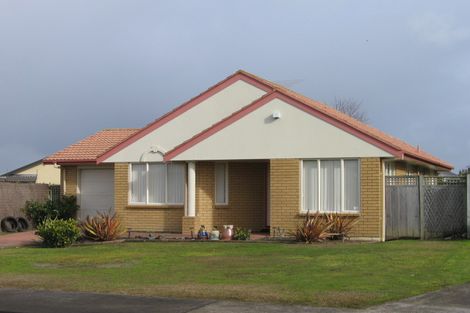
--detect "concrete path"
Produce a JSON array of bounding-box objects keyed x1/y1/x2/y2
[
  {"x1": 0, "y1": 231, "x2": 40, "y2": 248},
  {"x1": 0, "y1": 284, "x2": 469, "y2": 313}
]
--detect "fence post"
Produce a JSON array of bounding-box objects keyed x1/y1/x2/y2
[
  {"x1": 467, "y1": 174, "x2": 470, "y2": 239},
  {"x1": 419, "y1": 175, "x2": 425, "y2": 240}
]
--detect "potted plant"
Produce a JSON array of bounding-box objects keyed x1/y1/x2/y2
[
  {"x1": 210, "y1": 226, "x2": 220, "y2": 240},
  {"x1": 222, "y1": 225, "x2": 233, "y2": 240},
  {"x1": 197, "y1": 225, "x2": 208, "y2": 240}
]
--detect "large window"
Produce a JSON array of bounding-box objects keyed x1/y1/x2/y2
[
  {"x1": 130, "y1": 163, "x2": 185, "y2": 205},
  {"x1": 215, "y1": 162, "x2": 228, "y2": 205},
  {"x1": 302, "y1": 159, "x2": 360, "y2": 213}
]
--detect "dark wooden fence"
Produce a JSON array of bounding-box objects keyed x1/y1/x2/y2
[{"x1": 385, "y1": 175, "x2": 467, "y2": 240}]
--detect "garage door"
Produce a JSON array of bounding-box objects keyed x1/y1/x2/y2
[{"x1": 79, "y1": 169, "x2": 114, "y2": 219}]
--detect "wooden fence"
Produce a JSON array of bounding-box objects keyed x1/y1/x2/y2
[
  {"x1": 0, "y1": 182, "x2": 50, "y2": 219},
  {"x1": 385, "y1": 175, "x2": 468, "y2": 240}
]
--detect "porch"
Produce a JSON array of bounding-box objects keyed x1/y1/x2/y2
[{"x1": 182, "y1": 161, "x2": 269, "y2": 236}]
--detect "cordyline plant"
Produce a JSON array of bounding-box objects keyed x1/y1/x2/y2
[
  {"x1": 293, "y1": 211, "x2": 334, "y2": 243},
  {"x1": 80, "y1": 211, "x2": 125, "y2": 241},
  {"x1": 326, "y1": 213, "x2": 360, "y2": 241}
]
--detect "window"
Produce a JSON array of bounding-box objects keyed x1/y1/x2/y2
[
  {"x1": 302, "y1": 159, "x2": 360, "y2": 213},
  {"x1": 130, "y1": 163, "x2": 185, "y2": 205},
  {"x1": 385, "y1": 162, "x2": 395, "y2": 176},
  {"x1": 215, "y1": 163, "x2": 228, "y2": 205}
]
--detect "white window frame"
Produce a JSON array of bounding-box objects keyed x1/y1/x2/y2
[
  {"x1": 214, "y1": 162, "x2": 229, "y2": 206},
  {"x1": 301, "y1": 159, "x2": 361, "y2": 213},
  {"x1": 128, "y1": 162, "x2": 185, "y2": 206}
]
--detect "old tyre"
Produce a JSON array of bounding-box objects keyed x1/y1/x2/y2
[
  {"x1": 16, "y1": 217, "x2": 29, "y2": 232},
  {"x1": 1, "y1": 216, "x2": 18, "y2": 232}
]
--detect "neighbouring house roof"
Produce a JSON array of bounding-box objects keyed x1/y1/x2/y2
[
  {"x1": 0, "y1": 174, "x2": 37, "y2": 183},
  {"x1": 44, "y1": 70, "x2": 453, "y2": 170},
  {"x1": 1, "y1": 159, "x2": 43, "y2": 176},
  {"x1": 43, "y1": 128, "x2": 139, "y2": 164}
]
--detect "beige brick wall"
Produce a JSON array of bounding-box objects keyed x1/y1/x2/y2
[
  {"x1": 353, "y1": 158, "x2": 383, "y2": 239},
  {"x1": 269, "y1": 158, "x2": 384, "y2": 240},
  {"x1": 62, "y1": 166, "x2": 77, "y2": 196},
  {"x1": 114, "y1": 163, "x2": 184, "y2": 232},
  {"x1": 269, "y1": 159, "x2": 301, "y2": 235},
  {"x1": 188, "y1": 161, "x2": 267, "y2": 234}
]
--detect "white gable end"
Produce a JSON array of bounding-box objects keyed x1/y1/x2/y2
[
  {"x1": 171, "y1": 98, "x2": 392, "y2": 161},
  {"x1": 104, "y1": 80, "x2": 266, "y2": 163}
]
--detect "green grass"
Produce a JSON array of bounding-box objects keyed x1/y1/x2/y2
[{"x1": 0, "y1": 240, "x2": 469, "y2": 308}]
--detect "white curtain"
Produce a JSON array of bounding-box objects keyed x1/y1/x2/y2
[
  {"x1": 320, "y1": 160, "x2": 341, "y2": 212},
  {"x1": 344, "y1": 160, "x2": 360, "y2": 211},
  {"x1": 215, "y1": 163, "x2": 227, "y2": 204},
  {"x1": 303, "y1": 160, "x2": 318, "y2": 212},
  {"x1": 131, "y1": 164, "x2": 146, "y2": 203},
  {"x1": 148, "y1": 163, "x2": 166, "y2": 203},
  {"x1": 167, "y1": 163, "x2": 185, "y2": 204}
]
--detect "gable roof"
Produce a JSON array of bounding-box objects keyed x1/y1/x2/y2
[
  {"x1": 43, "y1": 128, "x2": 139, "y2": 164},
  {"x1": 44, "y1": 70, "x2": 452, "y2": 170},
  {"x1": 164, "y1": 70, "x2": 452, "y2": 170},
  {"x1": 95, "y1": 72, "x2": 272, "y2": 164}
]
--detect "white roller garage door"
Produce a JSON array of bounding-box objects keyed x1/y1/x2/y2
[{"x1": 79, "y1": 169, "x2": 114, "y2": 219}]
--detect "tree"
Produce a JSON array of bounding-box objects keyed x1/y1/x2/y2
[{"x1": 333, "y1": 97, "x2": 369, "y2": 123}]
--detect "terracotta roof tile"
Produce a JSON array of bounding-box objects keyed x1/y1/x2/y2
[
  {"x1": 44, "y1": 128, "x2": 139, "y2": 164},
  {"x1": 237, "y1": 70, "x2": 452, "y2": 170}
]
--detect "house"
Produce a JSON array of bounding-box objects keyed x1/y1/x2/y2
[
  {"x1": 1, "y1": 159, "x2": 60, "y2": 185},
  {"x1": 44, "y1": 70, "x2": 453, "y2": 240}
]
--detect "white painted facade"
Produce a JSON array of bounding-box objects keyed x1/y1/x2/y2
[
  {"x1": 171, "y1": 98, "x2": 393, "y2": 161},
  {"x1": 104, "y1": 80, "x2": 266, "y2": 163}
]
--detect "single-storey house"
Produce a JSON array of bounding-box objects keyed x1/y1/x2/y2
[
  {"x1": 44, "y1": 70, "x2": 453, "y2": 240},
  {"x1": 1, "y1": 159, "x2": 60, "y2": 185}
]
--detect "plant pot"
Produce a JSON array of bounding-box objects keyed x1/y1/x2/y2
[
  {"x1": 222, "y1": 225, "x2": 233, "y2": 240},
  {"x1": 210, "y1": 230, "x2": 220, "y2": 240}
]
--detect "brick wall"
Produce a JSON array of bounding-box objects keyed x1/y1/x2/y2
[
  {"x1": 269, "y1": 159, "x2": 301, "y2": 235},
  {"x1": 62, "y1": 166, "x2": 77, "y2": 195},
  {"x1": 269, "y1": 158, "x2": 384, "y2": 240},
  {"x1": 187, "y1": 161, "x2": 267, "y2": 234},
  {"x1": 114, "y1": 163, "x2": 184, "y2": 233},
  {"x1": 353, "y1": 158, "x2": 383, "y2": 239}
]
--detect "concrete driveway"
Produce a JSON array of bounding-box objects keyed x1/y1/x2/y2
[
  {"x1": 0, "y1": 231, "x2": 40, "y2": 248},
  {"x1": 0, "y1": 284, "x2": 469, "y2": 313}
]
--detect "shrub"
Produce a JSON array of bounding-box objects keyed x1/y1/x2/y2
[
  {"x1": 80, "y1": 212, "x2": 124, "y2": 241},
  {"x1": 326, "y1": 213, "x2": 360, "y2": 241},
  {"x1": 233, "y1": 227, "x2": 251, "y2": 240},
  {"x1": 22, "y1": 201, "x2": 49, "y2": 227},
  {"x1": 23, "y1": 196, "x2": 79, "y2": 227},
  {"x1": 294, "y1": 211, "x2": 333, "y2": 243},
  {"x1": 36, "y1": 218, "x2": 81, "y2": 248}
]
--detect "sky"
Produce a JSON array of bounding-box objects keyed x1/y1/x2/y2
[{"x1": 0, "y1": 0, "x2": 469, "y2": 173}]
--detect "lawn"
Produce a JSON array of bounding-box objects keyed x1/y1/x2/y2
[{"x1": 0, "y1": 240, "x2": 469, "y2": 308}]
